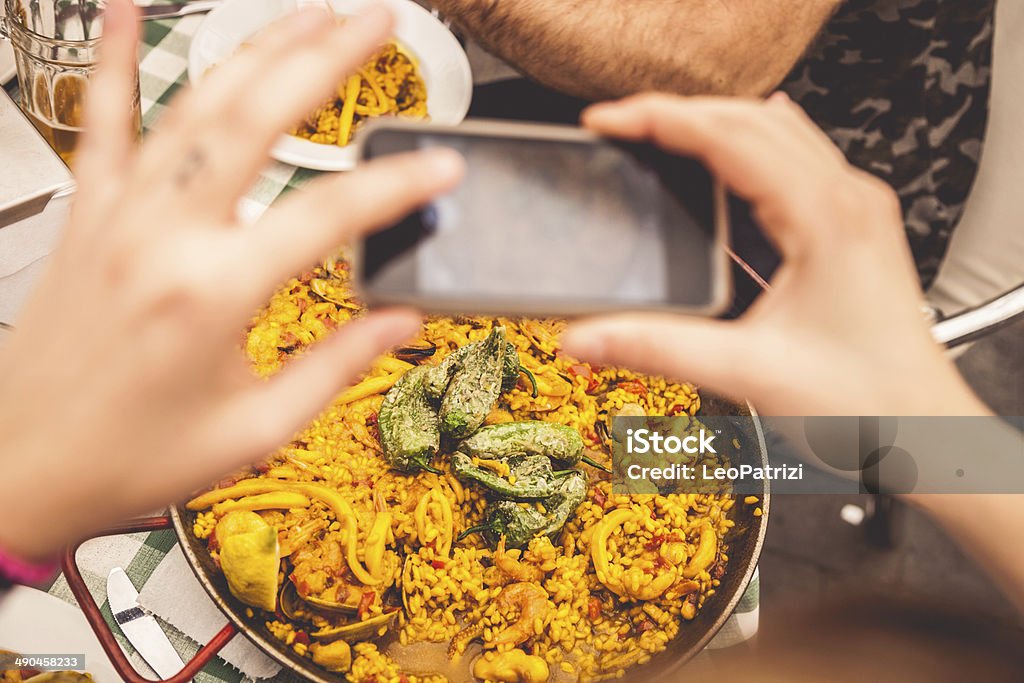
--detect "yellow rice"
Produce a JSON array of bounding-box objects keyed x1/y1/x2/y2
[{"x1": 189, "y1": 262, "x2": 734, "y2": 682}]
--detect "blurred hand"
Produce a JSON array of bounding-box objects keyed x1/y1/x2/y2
[
  {"x1": 0, "y1": 0, "x2": 463, "y2": 561},
  {"x1": 562, "y1": 93, "x2": 987, "y2": 418}
]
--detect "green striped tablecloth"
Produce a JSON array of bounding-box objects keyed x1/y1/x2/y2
[
  {"x1": 135, "y1": 9, "x2": 320, "y2": 211},
  {"x1": 41, "y1": 9, "x2": 760, "y2": 682}
]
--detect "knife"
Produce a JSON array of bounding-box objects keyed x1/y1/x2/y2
[
  {"x1": 107, "y1": 567, "x2": 189, "y2": 681},
  {"x1": 138, "y1": 1, "x2": 222, "y2": 21}
]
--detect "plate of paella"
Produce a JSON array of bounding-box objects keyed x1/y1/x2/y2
[
  {"x1": 170, "y1": 256, "x2": 769, "y2": 683},
  {"x1": 187, "y1": 0, "x2": 472, "y2": 171}
]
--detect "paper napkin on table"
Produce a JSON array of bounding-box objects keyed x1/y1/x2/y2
[
  {"x1": 0, "y1": 192, "x2": 71, "y2": 324},
  {"x1": 138, "y1": 546, "x2": 282, "y2": 680}
]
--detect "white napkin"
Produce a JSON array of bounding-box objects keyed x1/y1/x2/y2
[
  {"x1": 0, "y1": 194, "x2": 67, "y2": 278},
  {"x1": 0, "y1": 192, "x2": 71, "y2": 323},
  {"x1": 138, "y1": 546, "x2": 282, "y2": 680}
]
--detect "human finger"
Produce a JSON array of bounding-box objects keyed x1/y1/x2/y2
[
  {"x1": 214, "y1": 309, "x2": 422, "y2": 460},
  {"x1": 73, "y1": 0, "x2": 140, "y2": 197},
  {"x1": 138, "y1": 5, "x2": 395, "y2": 218},
  {"x1": 581, "y1": 94, "x2": 852, "y2": 258},
  {"x1": 763, "y1": 91, "x2": 848, "y2": 164},
  {"x1": 240, "y1": 147, "x2": 464, "y2": 306},
  {"x1": 562, "y1": 313, "x2": 765, "y2": 402}
]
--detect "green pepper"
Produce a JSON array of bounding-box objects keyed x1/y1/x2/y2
[
  {"x1": 458, "y1": 470, "x2": 588, "y2": 549},
  {"x1": 439, "y1": 327, "x2": 507, "y2": 438},
  {"x1": 501, "y1": 345, "x2": 538, "y2": 398},
  {"x1": 450, "y1": 451, "x2": 571, "y2": 501},
  {"x1": 459, "y1": 421, "x2": 611, "y2": 473},
  {"x1": 377, "y1": 366, "x2": 441, "y2": 474},
  {"x1": 425, "y1": 335, "x2": 537, "y2": 400},
  {"x1": 537, "y1": 469, "x2": 588, "y2": 539},
  {"x1": 457, "y1": 500, "x2": 546, "y2": 549},
  {"x1": 423, "y1": 344, "x2": 471, "y2": 401}
]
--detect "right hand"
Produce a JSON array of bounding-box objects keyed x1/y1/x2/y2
[{"x1": 562, "y1": 93, "x2": 987, "y2": 417}]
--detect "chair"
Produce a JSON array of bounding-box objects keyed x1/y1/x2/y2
[
  {"x1": 927, "y1": 0, "x2": 1024, "y2": 348},
  {"x1": 866, "y1": 0, "x2": 1024, "y2": 548}
]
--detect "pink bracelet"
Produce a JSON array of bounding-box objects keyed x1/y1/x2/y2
[{"x1": 0, "y1": 543, "x2": 59, "y2": 587}]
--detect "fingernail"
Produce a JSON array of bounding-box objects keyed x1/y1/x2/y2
[
  {"x1": 288, "y1": 6, "x2": 332, "y2": 34},
  {"x1": 581, "y1": 102, "x2": 629, "y2": 128},
  {"x1": 421, "y1": 147, "x2": 465, "y2": 179},
  {"x1": 102, "y1": 0, "x2": 132, "y2": 29},
  {"x1": 561, "y1": 328, "x2": 605, "y2": 361},
  {"x1": 376, "y1": 309, "x2": 422, "y2": 341},
  {"x1": 767, "y1": 91, "x2": 790, "y2": 105},
  {"x1": 583, "y1": 101, "x2": 620, "y2": 118},
  {"x1": 353, "y1": 3, "x2": 394, "y2": 32}
]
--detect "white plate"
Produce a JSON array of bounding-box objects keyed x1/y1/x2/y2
[
  {"x1": 0, "y1": 586, "x2": 120, "y2": 682},
  {"x1": 188, "y1": 0, "x2": 472, "y2": 171},
  {"x1": 1, "y1": 38, "x2": 15, "y2": 85}
]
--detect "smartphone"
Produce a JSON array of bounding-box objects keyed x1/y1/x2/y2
[{"x1": 354, "y1": 119, "x2": 730, "y2": 317}]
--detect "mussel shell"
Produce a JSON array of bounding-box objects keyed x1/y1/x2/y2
[
  {"x1": 394, "y1": 342, "x2": 438, "y2": 364},
  {"x1": 280, "y1": 581, "x2": 361, "y2": 621},
  {"x1": 279, "y1": 581, "x2": 305, "y2": 621},
  {"x1": 305, "y1": 591, "x2": 362, "y2": 615},
  {"x1": 311, "y1": 609, "x2": 400, "y2": 642},
  {"x1": 320, "y1": 256, "x2": 348, "y2": 279},
  {"x1": 310, "y1": 278, "x2": 361, "y2": 309},
  {"x1": 400, "y1": 556, "x2": 414, "y2": 613}
]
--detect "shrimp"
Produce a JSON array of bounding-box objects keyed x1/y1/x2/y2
[
  {"x1": 490, "y1": 583, "x2": 552, "y2": 648},
  {"x1": 290, "y1": 539, "x2": 345, "y2": 599},
  {"x1": 493, "y1": 537, "x2": 544, "y2": 583},
  {"x1": 278, "y1": 516, "x2": 327, "y2": 557},
  {"x1": 348, "y1": 416, "x2": 382, "y2": 453}
]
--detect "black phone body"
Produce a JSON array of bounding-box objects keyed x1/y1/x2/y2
[{"x1": 354, "y1": 120, "x2": 731, "y2": 317}]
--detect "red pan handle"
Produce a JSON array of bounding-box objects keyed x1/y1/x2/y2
[{"x1": 61, "y1": 516, "x2": 238, "y2": 683}]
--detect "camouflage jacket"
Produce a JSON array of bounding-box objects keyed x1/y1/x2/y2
[{"x1": 782, "y1": 0, "x2": 995, "y2": 287}]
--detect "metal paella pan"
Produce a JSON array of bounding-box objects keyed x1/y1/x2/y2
[
  {"x1": 151, "y1": 262, "x2": 771, "y2": 683},
  {"x1": 169, "y1": 390, "x2": 769, "y2": 683}
]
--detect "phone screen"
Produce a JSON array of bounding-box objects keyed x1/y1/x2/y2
[{"x1": 360, "y1": 127, "x2": 724, "y2": 313}]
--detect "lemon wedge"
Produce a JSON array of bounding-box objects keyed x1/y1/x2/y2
[
  {"x1": 215, "y1": 510, "x2": 268, "y2": 546},
  {"x1": 217, "y1": 512, "x2": 280, "y2": 611}
]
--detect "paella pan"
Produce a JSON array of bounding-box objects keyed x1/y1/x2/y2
[{"x1": 171, "y1": 258, "x2": 769, "y2": 683}]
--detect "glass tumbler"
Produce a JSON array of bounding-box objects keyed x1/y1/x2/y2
[{"x1": 0, "y1": 0, "x2": 140, "y2": 167}]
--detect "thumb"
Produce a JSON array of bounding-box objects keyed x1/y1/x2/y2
[{"x1": 561, "y1": 314, "x2": 760, "y2": 403}]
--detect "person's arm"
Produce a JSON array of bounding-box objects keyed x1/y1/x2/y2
[
  {"x1": 562, "y1": 94, "x2": 1022, "y2": 611},
  {"x1": 908, "y1": 493, "x2": 1024, "y2": 613},
  {"x1": 432, "y1": 0, "x2": 841, "y2": 99}
]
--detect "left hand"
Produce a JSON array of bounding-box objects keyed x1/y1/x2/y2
[{"x1": 0, "y1": 0, "x2": 463, "y2": 562}]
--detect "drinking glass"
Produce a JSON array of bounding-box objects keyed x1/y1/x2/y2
[{"x1": 0, "y1": 0, "x2": 141, "y2": 167}]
